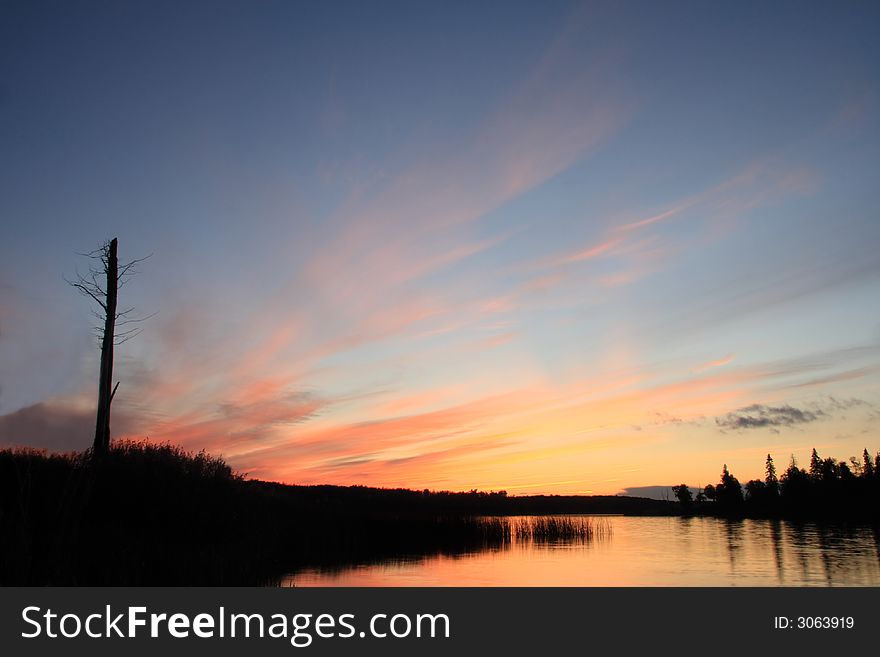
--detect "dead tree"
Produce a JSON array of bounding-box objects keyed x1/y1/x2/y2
[{"x1": 67, "y1": 238, "x2": 151, "y2": 455}]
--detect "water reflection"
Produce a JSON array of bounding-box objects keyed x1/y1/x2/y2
[
  {"x1": 284, "y1": 516, "x2": 880, "y2": 587},
  {"x1": 723, "y1": 519, "x2": 743, "y2": 572},
  {"x1": 769, "y1": 520, "x2": 784, "y2": 584}
]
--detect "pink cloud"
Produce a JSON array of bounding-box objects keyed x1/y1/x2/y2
[
  {"x1": 615, "y1": 206, "x2": 688, "y2": 232},
  {"x1": 693, "y1": 354, "x2": 736, "y2": 373},
  {"x1": 481, "y1": 332, "x2": 518, "y2": 349},
  {"x1": 555, "y1": 239, "x2": 619, "y2": 266}
]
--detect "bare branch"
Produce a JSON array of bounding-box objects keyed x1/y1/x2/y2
[
  {"x1": 115, "y1": 325, "x2": 142, "y2": 337},
  {"x1": 118, "y1": 253, "x2": 153, "y2": 281},
  {"x1": 88, "y1": 272, "x2": 107, "y2": 297},
  {"x1": 68, "y1": 240, "x2": 152, "y2": 341},
  {"x1": 75, "y1": 246, "x2": 108, "y2": 260},
  {"x1": 114, "y1": 327, "x2": 143, "y2": 344},
  {"x1": 116, "y1": 311, "x2": 158, "y2": 327},
  {"x1": 116, "y1": 306, "x2": 137, "y2": 318},
  {"x1": 66, "y1": 277, "x2": 108, "y2": 311}
]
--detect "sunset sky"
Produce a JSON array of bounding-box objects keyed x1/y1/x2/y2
[{"x1": 1, "y1": 1, "x2": 879, "y2": 495}]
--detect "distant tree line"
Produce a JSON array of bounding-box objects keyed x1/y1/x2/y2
[
  {"x1": 0, "y1": 440, "x2": 675, "y2": 584},
  {"x1": 672, "y1": 448, "x2": 880, "y2": 519}
]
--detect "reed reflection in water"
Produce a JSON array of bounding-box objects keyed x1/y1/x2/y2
[{"x1": 286, "y1": 516, "x2": 880, "y2": 587}]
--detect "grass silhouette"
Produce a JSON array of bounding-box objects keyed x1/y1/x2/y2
[
  {"x1": 0, "y1": 440, "x2": 648, "y2": 585},
  {"x1": 4, "y1": 441, "x2": 876, "y2": 584}
]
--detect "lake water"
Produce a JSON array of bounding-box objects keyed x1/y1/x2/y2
[{"x1": 285, "y1": 516, "x2": 880, "y2": 586}]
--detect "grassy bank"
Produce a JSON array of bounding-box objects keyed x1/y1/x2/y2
[{"x1": 0, "y1": 441, "x2": 659, "y2": 585}]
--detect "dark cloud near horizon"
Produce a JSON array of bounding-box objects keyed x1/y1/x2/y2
[
  {"x1": 715, "y1": 403, "x2": 825, "y2": 431},
  {"x1": 0, "y1": 400, "x2": 136, "y2": 452},
  {"x1": 621, "y1": 485, "x2": 699, "y2": 501}
]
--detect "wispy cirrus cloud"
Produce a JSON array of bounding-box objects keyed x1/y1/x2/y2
[
  {"x1": 516, "y1": 157, "x2": 823, "y2": 309},
  {"x1": 153, "y1": 26, "x2": 633, "y2": 426},
  {"x1": 693, "y1": 354, "x2": 736, "y2": 373},
  {"x1": 615, "y1": 206, "x2": 690, "y2": 233},
  {"x1": 138, "y1": 388, "x2": 326, "y2": 454}
]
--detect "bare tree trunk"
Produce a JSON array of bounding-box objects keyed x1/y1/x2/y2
[{"x1": 93, "y1": 238, "x2": 118, "y2": 455}]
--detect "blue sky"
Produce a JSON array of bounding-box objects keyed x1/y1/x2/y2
[{"x1": 1, "y1": 1, "x2": 879, "y2": 492}]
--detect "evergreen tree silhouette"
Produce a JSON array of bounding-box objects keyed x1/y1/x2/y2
[{"x1": 765, "y1": 454, "x2": 779, "y2": 496}]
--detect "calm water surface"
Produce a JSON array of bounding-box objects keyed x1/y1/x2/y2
[{"x1": 286, "y1": 516, "x2": 880, "y2": 586}]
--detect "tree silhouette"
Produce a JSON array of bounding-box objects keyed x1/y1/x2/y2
[
  {"x1": 67, "y1": 238, "x2": 151, "y2": 455},
  {"x1": 780, "y1": 455, "x2": 809, "y2": 510},
  {"x1": 862, "y1": 448, "x2": 874, "y2": 478},
  {"x1": 744, "y1": 479, "x2": 765, "y2": 500},
  {"x1": 715, "y1": 464, "x2": 743, "y2": 512},
  {"x1": 809, "y1": 448, "x2": 822, "y2": 480},
  {"x1": 701, "y1": 449, "x2": 879, "y2": 519},
  {"x1": 764, "y1": 454, "x2": 778, "y2": 495},
  {"x1": 703, "y1": 483, "x2": 716, "y2": 503},
  {"x1": 671, "y1": 484, "x2": 693, "y2": 511}
]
